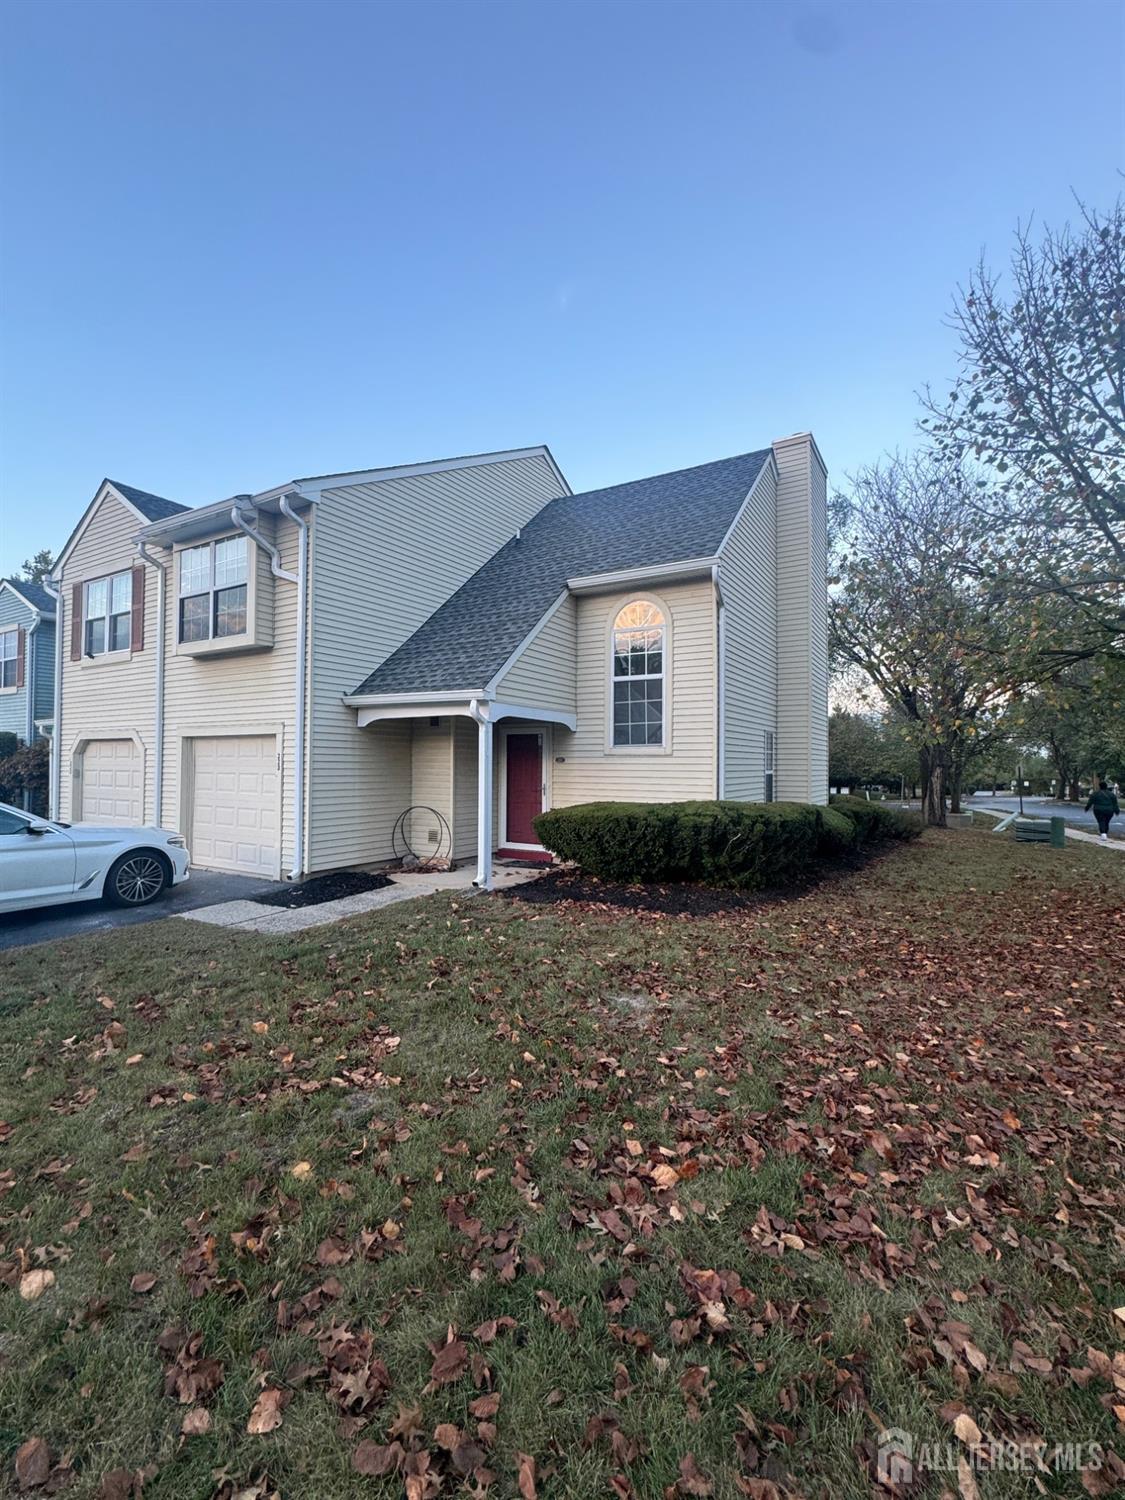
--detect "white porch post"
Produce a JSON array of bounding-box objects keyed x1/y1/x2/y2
[{"x1": 475, "y1": 705, "x2": 494, "y2": 889}]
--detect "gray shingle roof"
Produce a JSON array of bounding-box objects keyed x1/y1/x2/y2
[
  {"x1": 1, "y1": 577, "x2": 55, "y2": 614},
  {"x1": 352, "y1": 448, "x2": 770, "y2": 697},
  {"x1": 107, "y1": 480, "x2": 189, "y2": 521}
]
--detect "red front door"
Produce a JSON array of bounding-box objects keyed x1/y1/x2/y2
[{"x1": 505, "y1": 733, "x2": 543, "y2": 845}]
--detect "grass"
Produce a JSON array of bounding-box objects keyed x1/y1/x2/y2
[{"x1": 1, "y1": 827, "x2": 1122, "y2": 1498}]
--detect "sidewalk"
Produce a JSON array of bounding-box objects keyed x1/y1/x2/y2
[{"x1": 1064, "y1": 826, "x2": 1125, "y2": 851}]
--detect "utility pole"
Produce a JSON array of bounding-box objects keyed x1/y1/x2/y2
[{"x1": 1017, "y1": 761, "x2": 1024, "y2": 817}]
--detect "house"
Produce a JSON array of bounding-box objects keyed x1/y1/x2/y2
[
  {"x1": 0, "y1": 577, "x2": 57, "y2": 752},
  {"x1": 48, "y1": 433, "x2": 827, "y2": 886}
]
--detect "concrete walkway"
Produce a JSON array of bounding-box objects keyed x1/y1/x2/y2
[
  {"x1": 1063, "y1": 826, "x2": 1125, "y2": 851},
  {"x1": 181, "y1": 863, "x2": 544, "y2": 935}
]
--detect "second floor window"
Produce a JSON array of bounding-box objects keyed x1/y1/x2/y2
[
  {"x1": 612, "y1": 600, "x2": 666, "y2": 746},
  {"x1": 85, "y1": 571, "x2": 132, "y2": 655},
  {"x1": 179, "y1": 536, "x2": 249, "y2": 643},
  {"x1": 0, "y1": 628, "x2": 18, "y2": 688}
]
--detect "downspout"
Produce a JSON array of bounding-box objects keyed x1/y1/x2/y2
[
  {"x1": 713, "y1": 563, "x2": 725, "y2": 799},
  {"x1": 231, "y1": 504, "x2": 298, "y2": 584},
  {"x1": 42, "y1": 578, "x2": 63, "y2": 819},
  {"x1": 278, "y1": 495, "x2": 309, "y2": 881},
  {"x1": 136, "y1": 541, "x2": 167, "y2": 826},
  {"x1": 468, "y1": 697, "x2": 494, "y2": 890},
  {"x1": 24, "y1": 614, "x2": 39, "y2": 748}
]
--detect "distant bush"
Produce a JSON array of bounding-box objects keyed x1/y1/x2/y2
[
  {"x1": 535, "y1": 800, "x2": 861, "y2": 889},
  {"x1": 0, "y1": 738, "x2": 49, "y2": 813},
  {"x1": 829, "y1": 794, "x2": 922, "y2": 844},
  {"x1": 0, "y1": 731, "x2": 19, "y2": 762}
]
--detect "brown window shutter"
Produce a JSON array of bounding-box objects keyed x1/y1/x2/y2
[
  {"x1": 15, "y1": 626, "x2": 25, "y2": 689},
  {"x1": 131, "y1": 565, "x2": 145, "y2": 652},
  {"x1": 70, "y1": 583, "x2": 83, "y2": 661}
]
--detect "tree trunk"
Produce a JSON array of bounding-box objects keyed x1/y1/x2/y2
[
  {"x1": 920, "y1": 745, "x2": 948, "y2": 826},
  {"x1": 950, "y1": 760, "x2": 963, "y2": 815}
]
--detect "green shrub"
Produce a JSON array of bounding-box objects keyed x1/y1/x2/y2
[
  {"x1": 817, "y1": 805, "x2": 859, "y2": 856},
  {"x1": 830, "y1": 794, "x2": 922, "y2": 844},
  {"x1": 535, "y1": 800, "x2": 840, "y2": 888}
]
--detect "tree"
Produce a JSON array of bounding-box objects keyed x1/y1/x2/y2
[
  {"x1": 923, "y1": 198, "x2": 1125, "y2": 659},
  {"x1": 828, "y1": 711, "x2": 882, "y2": 793},
  {"x1": 0, "y1": 738, "x2": 49, "y2": 814},
  {"x1": 1015, "y1": 661, "x2": 1125, "y2": 799},
  {"x1": 830, "y1": 452, "x2": 1035, "y2": 825},
  {"x1": 17, "y1": 549, "x2": 55, "y2": 585}
]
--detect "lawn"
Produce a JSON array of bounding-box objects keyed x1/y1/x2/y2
[{"x1": 1, "y1": 829, "x2": 1122, "y2": 1499}]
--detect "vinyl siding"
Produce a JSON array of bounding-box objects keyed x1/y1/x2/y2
[
  {"x1": 773, "y1": 434, "x2": 829, "y2": 805},
  {"x1": 158, "y1": 511, "x2": 301, "y2": 875},
  {"x1": 551, "y1": 581, "x2": 717, "y2": 807},
  {"x1": 492, "y1": 593, "x2": 576, "y2": 715},
  {"x1": 718, "y1": 463, "x2": 777, "y2": 799},
  {"x1": 0, "y1": 591, "x2": 53, "y2": 741},
  {"x1": 56, "y1": 492, "x2": 158, "y2": 823},
  {"x1": 307, "y1": 454, "x2": 565, "y2": 871},
  {"x1": 409, "y1": 718, "x2": 455, "y2": 861},
  {"x1": 452, "y1": 716, "x2": 479, "y2": 861}
]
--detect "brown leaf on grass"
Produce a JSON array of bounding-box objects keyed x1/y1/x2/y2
[
  {"x1": 677, "y1": 1452, "x2": 714, "y2": 1495},
  {"x1": 352, "y1": 1440, "x2": 404, "y2": 1476},
  {"x1": 247, "y1": 1385, "x2": 288, "y2": 1434},
  {"x1": 181, "y1": 1407, "x2": 212, "y2": 1436},
  {"x1": 957, "y1": 1454, "x2": 981, "y2": 1500},
  {"x1": 427, "y1": 1332, "x2": 468, "y2": 1388},
  {"x1": 130, "y1": 1272, "x2": 157, "y2": 1294},
  {"x1": 18, "y1": 1269, "x2": 55, "y2": 1301},
  {"x1": 14, "y1": 1437, "x2": 50, "y2": 1491},
  {"x1": 952, "y1": 1412, "x2": 983, "y2": 1446},
  {"x1": 516, "y1": 1452, "x2": 537, "y2": 1498}
]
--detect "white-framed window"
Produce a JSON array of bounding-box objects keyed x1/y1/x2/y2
[
  {"x1": 764, "y1": 730, "x2": 776, "y2": 802},
  {"x1": 84, "y1": 571, "x2": 132, "y2": 656},
  {"x1": 0, "y1": 628, "x2": 18, "y2": 688},
  {"x1": 611, "y1": 600, "x2": 666, "y2": 747},
  {"x1": 179, "y1": 535, "x2": 249, "y2": 643}
]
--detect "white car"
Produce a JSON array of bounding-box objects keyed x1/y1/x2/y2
[{"x1": 0, "y1": 801, "x2": 190, "y2": 913}]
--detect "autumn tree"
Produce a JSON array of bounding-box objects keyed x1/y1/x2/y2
[
  {"x1": 923, "y1": 197, "x2": 1125, "y2": 661},
  {"x1": 830, "y1": 453, "x2": 1034, "y2": 825},
  {"x1": 1014, "y1": 660, "x2": 1125, "y2": 799}
]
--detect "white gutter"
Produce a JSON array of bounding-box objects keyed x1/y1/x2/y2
[
  {"x1": 136, "y1": 541, "x2": 167, "y2": 826},
  {"x1": 42, "y1": 578, "x2": 63, "y2": 818},
  {"x1": 278, "y1": 495, "x2": 310, "y2": 881},
  {"x1": 231, "y1": 505, "x2": 298, "y2": 584}
]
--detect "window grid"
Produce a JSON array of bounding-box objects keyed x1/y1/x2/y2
[
  {"x1": 178, "y1": 537, "x2": 249, "y2": 643},
  {"x1": 611, "y1": 601, "x2": 666, "y2": 747},
  {"x1": 0, "y1": 629, "x2": 18, "y2": 689},
  {"x1": 84, "y1": 571, "x2": 132, "y2": 657}
]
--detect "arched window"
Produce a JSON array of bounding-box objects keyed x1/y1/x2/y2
[{"x1": 611, "y1": 600, "x2": 666, "y2": 746}]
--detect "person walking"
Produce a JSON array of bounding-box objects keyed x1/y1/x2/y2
[{"x1": 1084, "y1": 780, "x2": 1121, "y2": 841}]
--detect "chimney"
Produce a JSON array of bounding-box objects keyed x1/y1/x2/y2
[{"x1": 771, "y1": 433, "x2": 828, "y2": 805}]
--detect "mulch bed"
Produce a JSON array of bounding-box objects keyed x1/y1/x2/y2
[{"x1": 250, "y1": 871, "x2": 393, "y2": 909}]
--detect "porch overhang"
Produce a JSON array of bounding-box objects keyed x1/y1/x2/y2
[{"x1": 343, "y1": 690, "x2": 576, "y2": 733}]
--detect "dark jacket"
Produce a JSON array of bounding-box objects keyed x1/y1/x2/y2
[{"x1": 1085, "y1": 788, "x2": 1120, "y2": 817}]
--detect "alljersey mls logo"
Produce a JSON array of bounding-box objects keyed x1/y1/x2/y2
[{"x1": 877, "y1": 1428, "x2": 1105, "y2": 1485}]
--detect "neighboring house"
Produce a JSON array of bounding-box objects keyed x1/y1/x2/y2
[
  {"x1": 49, "y1": 434, "x2": 827, "y2": 886},
  {"x1": 0, "y1": 577, "x2": 57, "y2": 748}
]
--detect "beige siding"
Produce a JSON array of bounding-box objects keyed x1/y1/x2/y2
[
  {"x1": 493, "y1": 594, "x2": 577, "y2": 715},
  {"x1": 409, "y1": 718, "x2": 454, "y2": 860},
  {"x1": 452, "y1": 716, "x2": 479, "y2": 861},
  {"x1": 307, "y1": 454, "x2": 565, "y2": 871},
  {"x1": 719, "y1": 462, "x2": 777, "y2": 799},
  {"x1": 158, "y1": 511, "x2": 303, "y2": 875},
  {"x1": 773, "y1": 434, "x2": 829, "y2": 805},
  {"x1": 56, "y1": 492, "x2": 158, "y2": 824},
  {"x1": 551, "y1": 581, "x2": 716, "y2": 807}
]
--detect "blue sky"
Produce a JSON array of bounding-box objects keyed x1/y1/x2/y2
[{"x1": 0, "y1": 0, "x2": 1121, "y2": 572}]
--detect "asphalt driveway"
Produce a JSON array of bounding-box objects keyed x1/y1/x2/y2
[{"x1": 0, "y1": 869, "x2": 288, "y2": 951}]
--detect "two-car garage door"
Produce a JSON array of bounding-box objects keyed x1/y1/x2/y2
[{"x1": 191, "y1": 736, "x2": 280, "y2": 878}]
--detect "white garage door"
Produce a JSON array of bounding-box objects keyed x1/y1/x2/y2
[
  {"x1": 191, "y1": 735, "x2": 279, "y2": 877},
  {"x1": 81, "y1": 739, "x2": 142, "y2": 825}
]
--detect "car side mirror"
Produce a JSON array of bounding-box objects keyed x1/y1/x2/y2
[{"x1": 25, "y1": 821, "x2": 51, "y2": 836}]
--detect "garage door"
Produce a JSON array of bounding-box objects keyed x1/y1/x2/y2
[
  {"x1": 81, "y1": 739, "x2": 142, "y2": 825},
  {"x1": 191, "y1": 735, "x2": 279, "y2": 876}
]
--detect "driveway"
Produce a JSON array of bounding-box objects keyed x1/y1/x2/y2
[{"x1": 0, "y1": 869, "x2": 288, "y2": 952}]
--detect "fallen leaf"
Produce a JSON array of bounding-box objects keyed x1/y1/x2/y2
[
  {"x1": 130, "y1": 1272, "x2": 157, "y2": 1294},
  {"x1": 517, "y1": 1452, "x2": 537, "y2": 1499},
  {"x1": 182, "y1": 1407, "x2": 212, "y2": 1436},
  {"x1": 19, "y1": 1269, "x2": 55, "y2": 1302},
  {"x1": 15, "y1": 1436, "x2": 50, "y2": 1490},
  {"x1": 953, "y1": 1413, "x2": 983, "y2": 1446},
  {"x1": 247, "y1": 1385, "x2": 287, "y2": 1434},
  {"x1": 290, "y1": 1161, "x2": 313, "y2": 1180}
]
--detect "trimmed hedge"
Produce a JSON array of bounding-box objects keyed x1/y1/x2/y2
[
  {"x1": 829, "y1": 794, "x2": 922, "y2": 845},
  {"x1": 534, "y1": 799, "x2": 863, "y2": 889}
]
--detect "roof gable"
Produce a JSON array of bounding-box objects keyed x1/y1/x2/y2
[
  {"x1": 0, "y1": 577, "x2": 55, "y2": 616},
  {"x1": 54, "y1": 479, "x2": 190, "y2": 574},
  {"x1": 350, "y1": 448, "x2": 770, "y2": 698}
]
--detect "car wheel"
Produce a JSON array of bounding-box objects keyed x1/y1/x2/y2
[{"x1": 105, "y1": 851, "x2": 170, "y2": 908}]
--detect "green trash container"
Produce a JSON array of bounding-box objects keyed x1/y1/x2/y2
[{"x1": 1050, "y1": 817, "x2": 1066, "y2": 848}]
